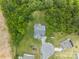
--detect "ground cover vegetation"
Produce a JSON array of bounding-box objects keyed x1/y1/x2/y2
[{"x1": 1, "y1": 0, "x2": 79, "y2": 59}]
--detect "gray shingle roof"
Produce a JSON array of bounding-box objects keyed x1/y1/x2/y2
[
  {"x1": 18, "y1": 54, "x2": 34, "y2": 59},
  {"x1": 60, "y1": 38, "x2": 73, "y2": 49},
  {"x1": 23, "y1": 54, "x2": 34, "y2": 59},
  {"x1": 34, "y1": 24, "x2": 46, "y2": 39}
]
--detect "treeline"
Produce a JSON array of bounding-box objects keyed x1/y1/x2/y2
[
  {"x1": 1, "y1": 0, "x2": 54, "y2": 46},
  {"x1": 1, "y1": 0, "x2": 79, "y2": 58},
  {"x1": 45, "y1": 0, "x2": 79, "y2": 33}
]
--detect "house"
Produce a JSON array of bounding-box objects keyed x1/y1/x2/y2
[
  {"x1": 60, "y1": 38, "x2": 73, "y2": 49},
  {"x1": 18, "y1": 54, "x2": 35, "y2": 59},
  {"x1": 34, "y1": 24, "x2": 46, "y2": 39}
]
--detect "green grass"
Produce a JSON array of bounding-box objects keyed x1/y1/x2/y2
[
  {"x1": 46, "y1": 32, "x2": 68, "y2": 47},
  {"x1": 15, "y1": 10, "x2": 79, "y2": 59},
  {"x1": 0, "y1": 5, "x2": 1, "y2": 12},
  {"x1": 48, "y1": 33, "x2": 79, "y2": 59},
  {"x1": 16, "y1": 11, "x2": 45, "y2": 58},
  {"x1": 0, "y1": 0, "x2": 2, "y2": 12},
  {"x1": 1, "y1": 0, "x2": 79, "y2": 59},
  {"x1": 16, "y1": 21, "x2": 41, "y2": 59},
  {"x1": 17, "y1": 20, "x2": 41, "y2": 56},
  {"x1": 17, "y1": 23, "x2": 79, "y2": 59}
]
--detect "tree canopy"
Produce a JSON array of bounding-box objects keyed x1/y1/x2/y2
[{"x1": 1, "y1": 0, "x2": 79, "y2": 58}]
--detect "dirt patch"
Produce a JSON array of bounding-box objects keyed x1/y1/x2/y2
[{"x1": 0, "y1": 12, "x2": 12, "y2": 59}]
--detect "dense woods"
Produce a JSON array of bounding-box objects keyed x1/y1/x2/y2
[{"x1": 1, "y1": 0, "x2": 79, "y2": 59}]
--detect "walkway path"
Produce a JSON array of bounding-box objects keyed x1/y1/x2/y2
[{"x1": 0, "y1": 12, "x2": 12, "y2": 59}]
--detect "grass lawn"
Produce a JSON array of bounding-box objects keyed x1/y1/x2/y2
[
  {"x1": 17, "y1": 30, "x2": 79, "y2": 59},
  {"x1": 16, "y1": 11, "x2": 46, "y2": 59},
  {"x1": 17, "y1": 20, "x2": 41, "y2": 59},
  {"x1": 0, "y1": 0, "x2": 2, "y2": 12},
  {"x1": 48, "y1": 33, "x2": 79, "y2": 59},
  {"x1": 16, "y1": 10, "x2": 79, "y2": 59},
  {"x1": 0, "y1": 5, "x2": 2, "y2": 12}
]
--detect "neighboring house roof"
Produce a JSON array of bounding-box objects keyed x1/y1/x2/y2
[
  {"x1": 34, "y1": 24, "x2": 46, "y2": 39},
  {"x1": 18, "y1": 54, "x2": 34, "y2": 59},
  {"x1": 60, "y1": 38, "x2": 73, "y2": 49}
]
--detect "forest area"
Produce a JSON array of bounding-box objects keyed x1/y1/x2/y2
[{"x1": 1, "y1": 0, "x2": 79, "y2": 59}]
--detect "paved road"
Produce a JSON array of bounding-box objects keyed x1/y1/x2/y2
[{"x1": 0, "y1": 12, "x2": 12, "y2": 59}]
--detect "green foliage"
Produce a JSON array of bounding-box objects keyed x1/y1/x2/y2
[
  {"x1": 45, "y1": 0, "x2": 79, "y2": 33},
  {"x1": 1, "y1": 0, "x2": 54, "y2": 46},
  {"x1": 1, "y1": 0, "x2": 79, "y2": 59}
]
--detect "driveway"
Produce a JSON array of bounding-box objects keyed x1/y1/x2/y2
[{"x1": 41, "y1": 37, "x2": 55, "y2": 59}]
